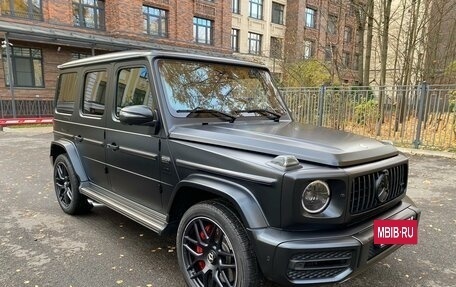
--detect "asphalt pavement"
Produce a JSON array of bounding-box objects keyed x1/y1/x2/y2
[{"x1": 0, "y1": 127, "x2": 455, "y2": 287}]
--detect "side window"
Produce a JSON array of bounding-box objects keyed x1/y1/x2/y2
[
  {"x1": 56, "y1": 73, "x2": 78, "y2": 114},
  {"x1": 116, "y1": 67, "x2": 152, "y2": 115},
  {"x1": 82, "y1": 70, "x2": 107, "y2": 116}
]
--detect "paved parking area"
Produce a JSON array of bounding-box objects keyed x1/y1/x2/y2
[{"x1": 0, "y1": 127, "x2": 455, "y2": 287}]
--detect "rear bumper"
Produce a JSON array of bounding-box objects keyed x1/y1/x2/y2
[{"x1": 249, "y1": 197, "x2": 421, "y2": 286}]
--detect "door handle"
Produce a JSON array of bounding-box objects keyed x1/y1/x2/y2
[
  {"x1": 74, "y1": 135, "x2": 83, "y2": 142},
  {"x1": 106, "y1": 143, "x2": 119, "y2": 151}
]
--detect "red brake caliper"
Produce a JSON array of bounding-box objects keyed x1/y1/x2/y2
[{"x1": 196, "y1": 224, "x2": 213, "y2": 270}]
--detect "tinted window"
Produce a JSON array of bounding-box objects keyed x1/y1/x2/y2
[
  {"x1": 116, "y1": 67, "x2": 151, "y2": 115},
  {"x1": 82, "y1": 71, "x2": 107, "y2": 116},
  {"x1": 56, "y1": 73, "x2": 78, "y2": 114}
]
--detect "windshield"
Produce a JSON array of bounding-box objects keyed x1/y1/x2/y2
[{"x1": 157, "y1": 59, "x2": 287, "y2": 119}]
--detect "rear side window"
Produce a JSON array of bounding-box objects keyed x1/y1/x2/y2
[
  {"x1": 56, "y1": 73, "x2": 78, "y2": 114},
  {"x1": 116, "y1": 67, "x2": 152, "y2": 115},
  {"x1": 82, "y1": 71, "x2": 108, "y2": 116}
]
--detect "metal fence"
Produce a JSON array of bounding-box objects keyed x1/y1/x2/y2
[
  {"x1": 0, "y1": 99, "x2": 54, "y2": 118},
  {"x1": 1, "y1": 85, "x2": 455, "y2": 150},
  {"x1": 281, "y1": 84, "x2": 456, "y2": 151}
]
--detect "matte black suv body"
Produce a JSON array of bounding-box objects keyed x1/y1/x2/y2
[{"x1": 50, "y1": 50, "x2": 421, "y2": 286}]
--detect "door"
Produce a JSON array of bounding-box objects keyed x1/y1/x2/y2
[
  {"x1": 105, "y1": 63, "x2": 162, "y2": 211},
  {"x1": 74, "y1": 68, "x2": 110, "y2": 190}
]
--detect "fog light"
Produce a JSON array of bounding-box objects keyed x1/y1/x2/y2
[{"x1": 301, "y1": 180, "x2": 330, "y2": 214}]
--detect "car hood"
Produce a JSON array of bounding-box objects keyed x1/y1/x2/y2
[{"x1": 169, "y1": 122, "x2": 398, "y2": 167}]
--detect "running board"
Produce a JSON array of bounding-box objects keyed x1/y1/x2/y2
[{"x1": 80, "y1": 183, "x2": 167, "y2": 234}]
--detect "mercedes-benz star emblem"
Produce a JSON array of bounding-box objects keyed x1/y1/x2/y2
[
  {"x1": 376, "y1": 170, "x2": 390, "y2": 203},
  {"x1": 207, "y1": 251, "x2": 216, "y2": 264}
]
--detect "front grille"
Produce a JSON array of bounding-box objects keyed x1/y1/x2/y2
[
  {"x1": 287, "y1": 268, "x2": 347, "y2": 280},
  {"x1": 350, "y1": 164, "x2": 407, "y2": 214},
  {"x1": 287, "y1": 250, "x2": 353, "y2": 281}
]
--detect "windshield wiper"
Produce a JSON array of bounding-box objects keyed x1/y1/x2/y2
[
  {"x1": 234, "y1": 109, "x2": 282, "y2": 121},
  {"x1": 176, "y1": 108, "x2": 237, "y2": 123}
]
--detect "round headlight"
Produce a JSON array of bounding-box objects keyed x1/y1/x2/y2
[{"x1": 301, "y1": 180, "x2": 331, "y2": 214}]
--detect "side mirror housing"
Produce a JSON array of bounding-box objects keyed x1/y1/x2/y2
[{"x1": 119, "y1": 105, "x2": 158, "y2": 128}]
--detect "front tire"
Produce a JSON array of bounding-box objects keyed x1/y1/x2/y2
[
  {"x1": 53, "y1": 154, "x2": 92, "y2": 215},
  {"x1": 177, "y1": 201, "x2": 260, "y2": 287}
]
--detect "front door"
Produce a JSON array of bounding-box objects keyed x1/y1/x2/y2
[{"x1": 105, "y1": 63, "x2": 162, "y2": 211}]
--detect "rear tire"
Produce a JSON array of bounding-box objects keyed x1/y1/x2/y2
[
  {"x1": 53, "y1": 154, "x2": 92, "y2": 215},
  {"x1": 177, "y1": 201, "x2": 260, "y2": 287}
]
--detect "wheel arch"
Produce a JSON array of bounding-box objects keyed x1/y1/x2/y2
[
  {"x1": 50, "y1": 139, "x2": 88, "y2": 182},
  {"x1": 167, "y1": 173, "x2": 269, "y2": 229}
]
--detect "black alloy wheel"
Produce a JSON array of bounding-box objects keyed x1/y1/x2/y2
[
  {"x1": 177, "y1": 201, "x2": 260, "y2": 287},
  {"x1": 55, "y1": 160, "x2": 73, "y2": 208},
  {"x1": 53, "y1": 154, "x2": 92, "y2": 214}
]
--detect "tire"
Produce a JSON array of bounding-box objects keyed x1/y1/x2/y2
[
  {"x1": 53, "y1": 154, "x2": 92, "y2": 215},
  {"x1": 177, "y1": 201, "x2": 260, "y2": 287}
]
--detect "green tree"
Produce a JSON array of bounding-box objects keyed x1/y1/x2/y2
[{"x1": 281, "y1": 60, "x2": 332, "y2": 87}]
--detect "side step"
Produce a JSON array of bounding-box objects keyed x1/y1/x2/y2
[{"x1": 80, "y1": 183, "x2": 167, "y2": 234}]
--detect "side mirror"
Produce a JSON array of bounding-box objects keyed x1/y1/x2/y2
[{"x1": 119, "y1": 105, "x2": 158, "y2": 127}]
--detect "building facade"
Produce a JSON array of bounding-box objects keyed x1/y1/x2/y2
[
  {"x1": 284, "y1": 0, "x2": 361, "y2": 84},
  {"x1": 231, "y1": 0, "x2": 287, "y2": 76},
  {"x1": 0, "y1": 0, "x2": 232, "y2": 115}
]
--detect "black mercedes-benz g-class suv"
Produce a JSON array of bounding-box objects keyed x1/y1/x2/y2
[{"x1": 51, "y1": 50, "x2": 420, "y2": 286}]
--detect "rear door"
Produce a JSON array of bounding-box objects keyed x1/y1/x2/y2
[
  {"x1": 104, "y1": 61, "x2": 162, "y2": 211},
  {"x1": 73, "y1": 67, "x2": 110, "y2": 189}
]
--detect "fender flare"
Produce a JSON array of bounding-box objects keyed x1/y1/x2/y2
[
  {"x1": 170, "y1": 173, "x2": 269, "y2": 229},
  {"x1": 50, "y1": 139, "x2": 88, "y2": 182}
]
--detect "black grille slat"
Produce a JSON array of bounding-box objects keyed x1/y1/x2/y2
[
  {"x1": 287, "y1": 268, "x2": 346, "y2": 280},
  {"x1": 350, "y1": 164, "x2": 407, "y2": 214},
  {"x1": 287, "y1": 250, "x2": 353, "y2": 281}
]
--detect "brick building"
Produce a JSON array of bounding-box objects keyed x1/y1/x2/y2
[
  {"x1": 0, "y1": 0, "x2": 231, "y2": 116},
  {"x1": 284, "y1": 0, "x2": 361, "y2": 84}
]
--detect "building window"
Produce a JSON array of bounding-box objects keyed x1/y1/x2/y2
[
  {"x1": 354, "y1": 54, "x2": 360, "y2": 70},
  {"x1": 72, "y1": 0, "x2": 105, "y2": 30},
  {"x1": 328, "y1": 15, "x2": 338, "y2": 35},
  {"x1": 303, "y1": 40, "x2": 315, "y2": 59},
  {"x1": 344, "y1": 26, "x2": 353, "y2": 43},
  {"x1": 325, "y1": 45, "x2": 336, "y2": 61},
  {"x1": 271, "y1": 2, "x2": 284, "y2": 25},
  {"x1": 342, "y1": 52, "x2": 351, "y2": 67},
  {"x1": 353, "y1": 54, "x2": 360, "y2": 70},
  {"x1": 71, "y1": 52, "x2": 91, "y2": 60},
  {"x1": 232, "y1": 0, "x2": 240, "y2": 14},
  {"x1": 0, "y1": 0, "x2": 42, "y2": 20},
  {"x1": 270, "y1": 37, "x2": 283, "y2": 59},
  {"x1": 2, "y1": 47, "x2": 44, "y2": 87},
  {"x1": 83, "y1": 71, "x2": 107, "y2": 116},
  {"x1": 143, "y1": 6, "x2": 168, "y2": 37},
  {"x1": 349, "y1": 3, "x2": 358, "y2": 17},
  {"x1": 193, "y1": 17, "x2": 213, "y2": 45},
  {"x1": 249, "y1": 0, "x2": 263, "y2": 20},
  {"x1": 248, "y1": 32, "x2": 262, "y2": 55},
  {"x1": 231, "y1": 29, "x2": 240, "y2": 52},
  {"x1": 305, "y1": 7, "x2": 317, "y2": 28}
]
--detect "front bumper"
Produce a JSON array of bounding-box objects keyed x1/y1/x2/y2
[{"x1": 249, "y1": 197, "x2": 421, "y2": 286}]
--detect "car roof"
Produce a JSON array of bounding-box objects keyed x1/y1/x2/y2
[{"x1": 58, "y1": 50, "x2": 267, "y2": 70}]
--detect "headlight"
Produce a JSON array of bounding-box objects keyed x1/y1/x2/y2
[{"x1": 301, "y1": 180, "x2": 331, "y2": 214}]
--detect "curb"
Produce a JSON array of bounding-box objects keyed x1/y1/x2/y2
[{"x1": 398, "y1": 147, "x2": 456, "y2": 160}]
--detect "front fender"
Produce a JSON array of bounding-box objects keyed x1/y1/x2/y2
[
  {"x1": 171, "y1": 173, "x2": 269, "y2": 229},
  {"x1": 50, "y1": 139, "x2": 88, "y2": 182}
]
